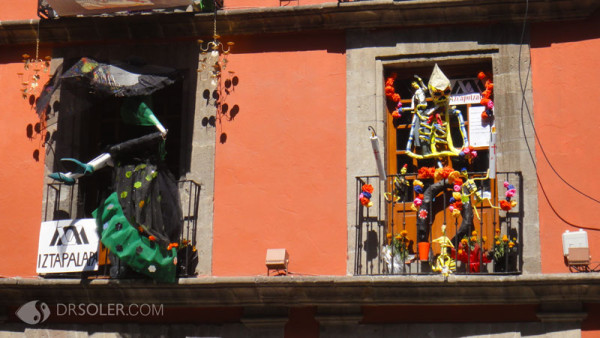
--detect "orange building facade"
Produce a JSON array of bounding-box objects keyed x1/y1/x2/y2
[{"x1": 0, "y1": 0, "x2": 599, "y2": 337}]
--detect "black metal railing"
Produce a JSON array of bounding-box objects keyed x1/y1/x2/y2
[
  {"x1": 355, "y1": 171, "x2": 523, "y2": 276},
  {"x1": 43, "y1": 179, "x2": 201, "y2": 278}
]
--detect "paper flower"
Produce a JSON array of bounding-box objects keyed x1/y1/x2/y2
[
  {"x1": 413, "y1": 197, "x2": 423, "y2": 207},
  {"x1": 478, "y1": 71, "x2": 494, "y2": 120},
  {"x1": 360, "y1": 184, "x2": 375, "y2": 208},
  {"x1": 418, "y1": 167, "x2": 436, "y2": 179},
  {"x1": 500, "y1": 181, "x2": 518, "y2": 210},
  {"x1": 460, "y1": 146, "x2": 478, "y2": 160},
  {"x1": 500, "y1": 200, "x2": 512, "y2": 211},
  {"x1": 447, "y1": 171, "x2": 461, "y2": 184},
  {"x1": 418, "y1": 209, "x2": 428, "y2": 219},
  {"x1": 434, "y1": 166, "x2": 454, "y2": 181}
]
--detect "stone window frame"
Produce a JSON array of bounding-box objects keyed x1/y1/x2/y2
[
  {"x1": 41, "y1": 41, "x2": 216, "y2": 275},
  {"x1": 345, "y1": 26, "x2": 541, "y2": 275}
]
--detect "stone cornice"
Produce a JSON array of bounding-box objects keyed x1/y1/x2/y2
[
  {"x1": 0, "y1": 0, "x2": 598, "y2": 46},
  {"x1": 1, "y1": 274, "x2": 599, "y2": 308}
]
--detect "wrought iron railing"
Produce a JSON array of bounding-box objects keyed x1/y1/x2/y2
[
  {"x1": 354, "y1": 171, "x2": 523, "y2": 275},
  {"x1": 43, "y1": 179, "x2": 201, "y2": 278}
]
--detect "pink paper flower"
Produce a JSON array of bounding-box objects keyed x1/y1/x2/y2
[{"x1": 506, "y1": 189, "x2": 516, "y2": 198}]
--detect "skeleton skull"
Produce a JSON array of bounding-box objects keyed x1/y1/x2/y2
[{"x1": 428, "y1": 64, "x2": 451, "y2": 106}]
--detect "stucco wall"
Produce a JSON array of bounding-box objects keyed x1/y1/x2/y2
[
  {"x1": 530, "y1": 14, "x2": 600, "y2": 274},
  {"x1": 0, "y1": 45, "x2": 49, "y2": 277},
  {"x1": 211, "y1": 32, "x2": 347, "y2": 276},
  {"x1": 0, "y1": 0, "x2": 38, "y2": 21}
]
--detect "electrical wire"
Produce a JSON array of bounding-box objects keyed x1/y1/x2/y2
[{"x1": 517, "y1": 0, "x2": 600, "y2": 231}]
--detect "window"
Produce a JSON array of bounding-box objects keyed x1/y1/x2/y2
[{"x1": 383, "y1": 61, "x2": 499, "y2": 268}]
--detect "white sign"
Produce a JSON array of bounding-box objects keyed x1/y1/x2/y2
[
  {"x1": 37, "y1": 219, "x2": 99, "y2": 274},
  {"x1": 450, "y1": 77, "x2": 484, "y2": 105},
  {"x1": 450, "y1": 93, "x2": 482, "y2": 105},
  {"x1": 468, "y1": 105, "x2": 494, "y2": 148}
]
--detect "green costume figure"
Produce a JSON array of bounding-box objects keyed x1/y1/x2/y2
[{"x1": 50, "y1": 96, "x2": 182, "y2": 283}]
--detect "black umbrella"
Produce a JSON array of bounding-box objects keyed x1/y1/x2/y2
[
  {"x1": 60, "y1": 57, "x2": 179, "y2": 97},
  {"x1": 36, "y1": 57, "x2": 179, "y2": 116}
]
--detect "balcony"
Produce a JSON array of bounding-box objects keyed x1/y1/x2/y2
[
  {"x1": 354, "y1": 171, "x2": 523, "y2": 276},
  {"x1": 42, "y1": 180, "x2": 201, "y2": 278}
]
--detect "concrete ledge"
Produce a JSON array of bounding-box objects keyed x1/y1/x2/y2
[
  {"x1": 1, "y1": 274, "x2": 599, "y2": 308},
  {"x1": 1, "y1": 0, "x2": 599, "y2": 46}
]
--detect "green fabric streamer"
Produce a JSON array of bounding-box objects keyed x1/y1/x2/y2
[
  {"x1": 93, "y1": 192, "x2": 177, "y2": 283},
  {"x1": 120, "y1": 97, "x2": 161, "y2": 127}
]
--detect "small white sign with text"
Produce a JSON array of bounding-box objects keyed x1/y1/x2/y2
[{"x1": 37, "y1": 219, "x2": 99, "y2": 273}]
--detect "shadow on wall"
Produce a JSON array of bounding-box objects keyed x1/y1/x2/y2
[
  {"x1": 0, "y1": 48, "x2": 55, "y2": 163},
  {"x1": 201, "y1": 73, "x2": 241, "y2": 144}
]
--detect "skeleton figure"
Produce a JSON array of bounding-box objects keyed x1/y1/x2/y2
[
  {"x1": 431, "y1": 224, "x2": 456, "y2": 279},
  {"x1": 406, "y1": 64, "x2": 469, "y2": 159}
]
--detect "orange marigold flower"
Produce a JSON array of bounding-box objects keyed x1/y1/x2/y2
[
  {"x1": 508, "y1": 241, "x2": 515, "y2": 248},
  {"x1": 500, "y1": 200, "x2": 512, "y2": 211},
  {"x1": 477, "y1": 71, "x2": 486, "y2": 80},
  {"x1": 360, "y1": 197, "x2": 370, "y2": 206},
  {"x1": 149, "y1": 235, "x2": 156, "y2": 241},
  {"x1": 472, "y1": 230, "x2": 478, "y2": 236},
  {"x1": 447, "y1": 171, "x2": 461, "y2": 184},
  {"x1": 502, "y1": 235, "x2": 509, "y2": 242},
  {"x1": 495, "y1": 240, "x2": 501, "y2": 246},
  {"x1": 362, "y1": 184, "x2": 374, "y2": 194},
  {"x1": 418, "y1": 167, "x2": 436, "y2": 179}
]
